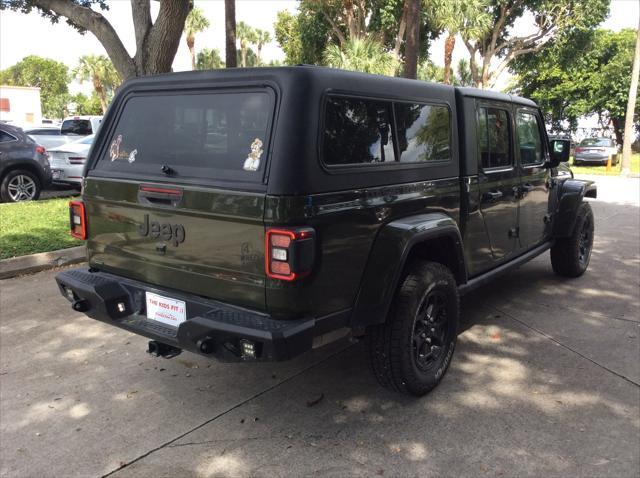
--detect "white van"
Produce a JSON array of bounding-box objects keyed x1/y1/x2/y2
[{"x1": 60, "y1": 115, "x2": 102, "y2": 136}]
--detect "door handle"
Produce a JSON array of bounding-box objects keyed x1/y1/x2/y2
[{"x1": 483, "y1": 190, "x2": 503, "y2": 201}]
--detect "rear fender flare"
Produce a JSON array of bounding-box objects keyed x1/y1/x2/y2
[
  {"x1": 554, "y1": 179, "x2": 597, "y2": 238},
  {"x1": 351, "y1": 213, "x2": 465, "y2": 328}
]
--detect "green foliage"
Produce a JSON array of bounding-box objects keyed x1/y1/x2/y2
[
  {"x1": 512, "y1": 28, "x2": 638, "y2": 139},
  {"x1": 0, "y1": 197, "x2": 81, "y2": 259},
  {"x1": 418, "y1": 58, "x2": 475, "y2": 86},
  {"x1": 0, "y1": 55, "x2": 69, "y2": 118},
  {"x1": 323, "y1": 38, "x2": 398, "y2": 76},
  {"x1": 196, "y1": 48, "x2": 225, "y2": 70},
  {"x1": 274, "y1": 8, "x2": 329, "y2": 65},
  {"x1": 69, "y1": 92, "x2": 102, "y2": 115},
  {"x1": 184, "y1": 6, "x2": 210, "y2": 42}
]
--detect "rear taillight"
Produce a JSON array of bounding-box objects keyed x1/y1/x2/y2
[
  {"x1": 35, "y1": 145, "x2": 46, "y2": 155},
  {"x1": 575, "y1": 147, "x2": 584, "y2": 153},
  {"x1": 265, "y1": 227, "x2": 315, "y2": 281},
  {"x1": 69, "y1": 201, "x2": 87, "y2": 240}
]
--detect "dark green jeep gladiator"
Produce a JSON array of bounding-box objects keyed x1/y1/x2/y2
[{"x1": 56, "y1": 67, "x2": 596, "y2": 396}]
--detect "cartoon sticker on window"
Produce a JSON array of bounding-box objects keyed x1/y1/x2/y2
[
  {"x1": 109, "y1": 134, "x2": 137, "y2": 163},
  {"x1": 109, "y1": 134, "x2": 122, "y2": 161},
  {"x1": 243, "y1": 138, "x2": 263, "y2": 171}
]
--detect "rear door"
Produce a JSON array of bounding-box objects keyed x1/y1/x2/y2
[
  {"x1": 476, "y1": 104, "x2": 519, "y2": 262},
  {"x1": 84, "y1": 88, "x2": 276, "y2": 310}
]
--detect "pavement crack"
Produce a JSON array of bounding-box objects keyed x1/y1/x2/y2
[
  {"x1": 167, "y1": 436, "x2": 263, "y2": 448},
  {"x1": 101, "y1": 342, "x2": 353, "y2": 477},
  {"x1": 493, "y1": 306, "x2": 640, "y2": 388}
]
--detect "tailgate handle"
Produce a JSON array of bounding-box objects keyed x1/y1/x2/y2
[{"x1": 138, "y1": 186, "x2": 183, "y2": 207}]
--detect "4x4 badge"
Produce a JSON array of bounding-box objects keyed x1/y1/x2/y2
[{"x1": 139, "y1": 214, "x2": 186, "y2": 247}]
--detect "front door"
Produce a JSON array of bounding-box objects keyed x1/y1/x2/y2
[
  {"x1": 477, "y1": 105, "x2": 519, "y2": 262},
  {"x1": 515, "y1": 109, "x2": 551, "y2": 250}
]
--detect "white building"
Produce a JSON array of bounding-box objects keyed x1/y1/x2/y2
[{"x1": 0, "y1": 85, "x2": 42, "y2": 126}]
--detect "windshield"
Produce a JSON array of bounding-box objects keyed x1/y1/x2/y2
[
  {"x1": 580, "y1": 138, "x2": 613, "y2": 147},
  {"x1": 94, "y1": 90, "x2": 274, "y2": 183}
]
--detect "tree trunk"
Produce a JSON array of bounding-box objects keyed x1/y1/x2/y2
[
  {"x1": 93, "y1": 78, "x2": 108, "y2": 114},
  {"x1": 403, "y1": 0, "x2": 420, "y2": 79},
  {"x1": 187, "y1": 36, "x2": 196, "y2": 71},
  {"x1": 225, "y1": 0, "x2": 237, "y2": 68},
  {"x1": 241, "y1": 42, "x2": 247, "y2": 68},
  {"x1": 393, "y1": 2, "x2": 408, "y2": 60},
  {"x1": 443, "y1": 33, "x2": 456, "y2": 85},
  {"x1": 611, "y1": 117, "x2": 624, "y2": 147},
  {"x1": 257, "y1": 45, "x2": 263, "y2": 66},
  {"x1": 621, "y1": 20, "x2": 640, "y2": 175}
]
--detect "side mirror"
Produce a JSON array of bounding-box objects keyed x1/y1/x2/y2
[{"x1": 548, "y1": 139, "x2": 571, "y2": 167}]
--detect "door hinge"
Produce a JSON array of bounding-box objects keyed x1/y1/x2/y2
[{"x1": 508, "y1": 227, "x2": 519, "y2": 238}]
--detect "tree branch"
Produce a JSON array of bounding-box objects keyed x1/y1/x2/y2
[
  {"x1": 144, "y1": 0, "x2": 190, "y2": 75},
  {"x1": 130, "y1": 0, "x2": 152, "y2": 59},
  {"x1": 32, "y1": 0, "x2": 135, "y2": 79},
  {"x1": 321, "y1": 10, "x2": 347, "y2": 46}
]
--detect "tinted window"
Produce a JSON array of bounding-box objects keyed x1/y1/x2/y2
[
  {"x1": 395, "y1": 103, "x2": 450, "y2": 163},
  {"x1": 323, "y1": 97, "x2": 395, "y2": 165},
  {"x1": 516, "y1": 111, "x2": 543, "y2": 165},
  {"x1": 0, "y1": 130, "x2": 17, "y2": 143},
  {"x1": 61, "y1": 120, "x2": 92, "y2": 135},
  {"x1": 95, "y1": 91, "x2": 273, "y2": 182},
  {"x1": 478, "y1": 107, "x2": 511, "y2": 169}
]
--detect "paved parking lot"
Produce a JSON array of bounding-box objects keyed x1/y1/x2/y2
[{"x1": 1, "y1": 175, "x2": 638, "y2": 478}]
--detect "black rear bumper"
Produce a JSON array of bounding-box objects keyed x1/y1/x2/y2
[{"x1": 55, "y1": 268, "x2": 328, "y2": 362}]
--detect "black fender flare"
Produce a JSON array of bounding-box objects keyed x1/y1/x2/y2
[
  {"x1": 351, "y1": 212, "x2": 466, "y2": 328},
  {"x1": 553, "y1": 179, "x2": 597, "y2": 238}
]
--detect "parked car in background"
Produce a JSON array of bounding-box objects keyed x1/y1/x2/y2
[
  {"x1": 574, "y1": 137, "x2": 619, "y2": 165},
  {"x1": 48, "y1": 134, "x2": 94, "y2": 187},
  {"x1": 24, "y1": 125, "x2": 74, "y2": 150},
  {"x1": 0, "y1": 124, "x2": 51, "y2": 202},
  {"x1": 60, "y1": 115, "x2": 102, "y2": 136}
]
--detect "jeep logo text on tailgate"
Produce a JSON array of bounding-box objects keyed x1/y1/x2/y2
[{"x1": 139, "y1": 214, "x2": 186, "y2": 246}]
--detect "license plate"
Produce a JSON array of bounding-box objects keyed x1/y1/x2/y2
[{"x1": 145, "y1": 292, "x2": 186, "y2": 327}]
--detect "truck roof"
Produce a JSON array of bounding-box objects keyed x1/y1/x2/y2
[{"x1": 117, "y1": 65, "x2": 537, "y2": 108}]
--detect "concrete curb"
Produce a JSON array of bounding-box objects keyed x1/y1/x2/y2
[{"x1": 0, "y1": 246, "x2": 86, "y2": 280}]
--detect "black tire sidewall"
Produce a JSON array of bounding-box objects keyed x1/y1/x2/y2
[
  {"x1": 0, "y1": 170, "x2": 41, "y2": 202},
  {"x1": 395, "y1": 263, "x2": 459, "y2": 395},
  {"x1": 570, "y1": 202, "x2": 594, "y2": 274}
]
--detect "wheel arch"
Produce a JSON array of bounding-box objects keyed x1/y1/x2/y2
[
  {"x1": 554, "y1": 179, "x2": 597, "y2": 238},
  {"x1": 351, "y1": 212, "x2": 466, "y2": 328},
  {"x1": 0, "y1": 162, "x2": 45, "y2": 185}
]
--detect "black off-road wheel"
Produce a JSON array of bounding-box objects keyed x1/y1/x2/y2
[
  {"x1": 551, "y1": 201, "x2": 594, "y2": 277},
  {"x1": 367, "y1": 261, "x2": 459, "y2": 396}
]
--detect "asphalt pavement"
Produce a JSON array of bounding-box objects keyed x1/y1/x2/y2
[{"x1": 1, "y1": 175, "x2": 638, "y2": 478}]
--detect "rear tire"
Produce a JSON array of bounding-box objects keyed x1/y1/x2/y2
[
  {"x1": 367, "y1": 261, "x2": 459, "y2": 396},
  {"x1": 0, "y1": 169, "x2": 41, "y2": 202},
  {"x1": 551, "y1": 201, "x2": 594, "y2": 277}
]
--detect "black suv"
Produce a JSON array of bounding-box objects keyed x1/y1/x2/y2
[
  {"x1": 0, "y1": 123, "x2": 52, "y2": 202},
  {"x1": 56, "y1": 67, "x2": 596, "y2": 396}
]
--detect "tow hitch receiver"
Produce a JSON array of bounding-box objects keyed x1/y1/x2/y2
[{"x1": 147, "y1": 341, "x2": 182, "y2": 359}]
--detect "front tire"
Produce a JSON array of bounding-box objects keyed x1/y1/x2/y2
[
  {"x1": 367, "y1": 261, "x2": 459, "y2": 396},
  {"x1": 0, "y1": 169, "x2": 41, "y2": 202},
  {"x1": 551, "y1": 201, "x2": 594, "y2": 277}
]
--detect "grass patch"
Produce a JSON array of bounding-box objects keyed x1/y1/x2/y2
[
  {"x1": 569, "y1": 153, "x2": 640, "y2": 176},
  {"x1": 0, "y1": 197, "x2": 81, "y2": 260}
]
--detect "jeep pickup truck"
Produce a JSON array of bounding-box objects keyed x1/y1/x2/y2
[{"x1": 56, "y1": 67, "x2": 596, "y2": 396}]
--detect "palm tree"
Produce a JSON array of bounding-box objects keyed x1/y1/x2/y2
[
  {"x1": 253, "y1": 28, "x2": 272, "y2": 66},
  {"x1": 324, "y1": 38, "x2": 397, "y2": 76},
  {"x1": 184, "y1": 7, "x2": 210, "y2": 71},
  {"x1": 197, "y1": 48, "x2": 225, "y2": 70},
  {"x1": 236, "y1": 21, "x2": 256, "y2": 68},
  {"x1": 73, "y1": 55, "x2": 120, "y2": 114},
  {"x1": 433, "y1": 0, "x2": 491, "y2": 84}
]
